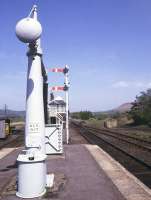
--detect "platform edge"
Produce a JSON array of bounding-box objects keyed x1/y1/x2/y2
[{"x1": 85, "y1": 144, "x2": 151, "y2": 200}]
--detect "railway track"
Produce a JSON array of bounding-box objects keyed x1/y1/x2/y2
[
  {"x1": 0, "y1": 130, "x2": 24, "y2": 150},
  {"x1": 72, "y1": 121, "x2": 151, "y2": 188},
  {"x1": 84, "y1": 126, "x2": 151, "y2": 150}
]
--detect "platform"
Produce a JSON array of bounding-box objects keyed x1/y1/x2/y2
[{"x1": 0, "y1": 144, "x2": 151, "y2": 199}]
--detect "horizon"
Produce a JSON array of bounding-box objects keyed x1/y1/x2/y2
[
  {"x1": 0, "y1": 101, "x2": 133, "y2": 113},
  {"x1": 1, "y1": 1, "x2": 151, "y2": 111}
]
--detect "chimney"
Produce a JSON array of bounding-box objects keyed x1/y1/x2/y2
[{"x1": 50, "y1": 92, "x2": 54, "y2": 101}]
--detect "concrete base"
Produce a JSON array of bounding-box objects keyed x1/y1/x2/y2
[
  {"x1": 16, "y1": 152, "x2": 47, "y2": 198},
  {"x1": 16, "y1": 188, "x2": 46, "y2": 199},
  {"x1": 46, "y1": 173, "x2": 54, "y2": 188}
]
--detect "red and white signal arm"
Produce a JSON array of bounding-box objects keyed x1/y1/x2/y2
[
  {"x1": 51, "y1": 68, "x2": 64, "y2": 73},
  {"x1": 48, "y1": 67, "x2": 69, "y2": 74},
  {"x1": 51, "y1": 86, "x2": 65, "y2": 91}
]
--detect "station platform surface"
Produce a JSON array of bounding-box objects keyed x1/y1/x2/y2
[{"x1": 0, "y1": 144, "x2": 151, "y2": 199}]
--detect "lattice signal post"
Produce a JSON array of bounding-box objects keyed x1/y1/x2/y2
[{"x1": 49, "y1": 65, "x2": 70, "y2": 144}]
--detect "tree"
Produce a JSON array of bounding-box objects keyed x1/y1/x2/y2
[
  {"x1": 79, "y1": 111, "x2": 93, "y2": 120},
  {"x1": 130, "y1": 89, "x2": 151, "y2": 126},
  {"x1": 70, "y1": 112, "x2": 80, "y2": 119}
]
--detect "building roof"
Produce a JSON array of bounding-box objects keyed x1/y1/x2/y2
[
  {"x1": 55, "y1": 96, "x2": 63, "y2": 101},
  {"x1": 49, "y1": 96, "x2": 66, "y2": 106}
]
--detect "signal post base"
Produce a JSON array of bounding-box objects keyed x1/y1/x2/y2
[{"x1": 16, "y1": 152, "x2": 47, "y2": 199}]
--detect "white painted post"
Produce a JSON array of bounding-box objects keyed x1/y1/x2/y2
[
  {"x1": 15, "y1": 5, "x2": 48, "y2": 198},
  {"x1": 64, "y1": 65, "x2": 70, "y2": 144},
  {"x1": 25, "y1": 38, "x2": 45, "y2": 155}
]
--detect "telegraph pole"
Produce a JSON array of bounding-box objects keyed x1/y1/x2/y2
[{"x1": 4, "y1": 104, "x2": 7, "y2": 118}]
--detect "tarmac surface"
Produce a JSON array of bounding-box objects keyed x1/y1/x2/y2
[
  {"x1": 0, "y1": 145, "x2": 125, "y2": 200},
  {"x1": 46, "y1": 144, "x2": 126, "y2": 200},
  {"x1": 0, "y1": 126, "x2": 151, "y2": 199}
]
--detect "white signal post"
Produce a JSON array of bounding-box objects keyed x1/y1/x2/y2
[
  {"x1": 64, "y1": 65, "x2": 70, "y2": 144},
  {"x1": 15, "y1": 5, "x2": 49, "y2": 198},
  {"x1": 50, "y1": 65, "x2": 70, "y2": 144}
]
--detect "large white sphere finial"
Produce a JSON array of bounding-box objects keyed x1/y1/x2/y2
[{"x1": 15, "y1": 17, "x2": 42, "y2": 43}]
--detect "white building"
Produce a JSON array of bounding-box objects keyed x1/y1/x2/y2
[{"x1": 48, "y1": 96, "x2": 66, "y2": 125}]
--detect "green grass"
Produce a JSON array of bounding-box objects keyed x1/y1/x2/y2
[{"x1": 83, "y1": 118, "x2": 105, "y2": 128}]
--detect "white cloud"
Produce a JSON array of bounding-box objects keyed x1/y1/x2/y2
[
  {"x1": 112, "y1": 81, "x2": 129, "y2": 88},
  {"x1": 133, "y1": 82, "x2": 145, "y2": 88},
  {"x1": 147, "y1": 82, "x2": 151, "y2": 87},
  {"x1": 112, "y1": 81, "x2": 151, "y2": 89}
]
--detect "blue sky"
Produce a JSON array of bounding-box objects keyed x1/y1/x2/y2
[{"x1": 1, "y1": 0, "x2": 151, "y2": 111}]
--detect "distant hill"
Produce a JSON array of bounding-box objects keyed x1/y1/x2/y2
[
  {"x1": 94, "y1": 102, "x2": 133, "y2": 116},
  {"x1": 0, "y1": 109, "x2": 25, "y2": 118},
  {"x1": 114, "y1": 103, "x2": 133, "y2": 113}
]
